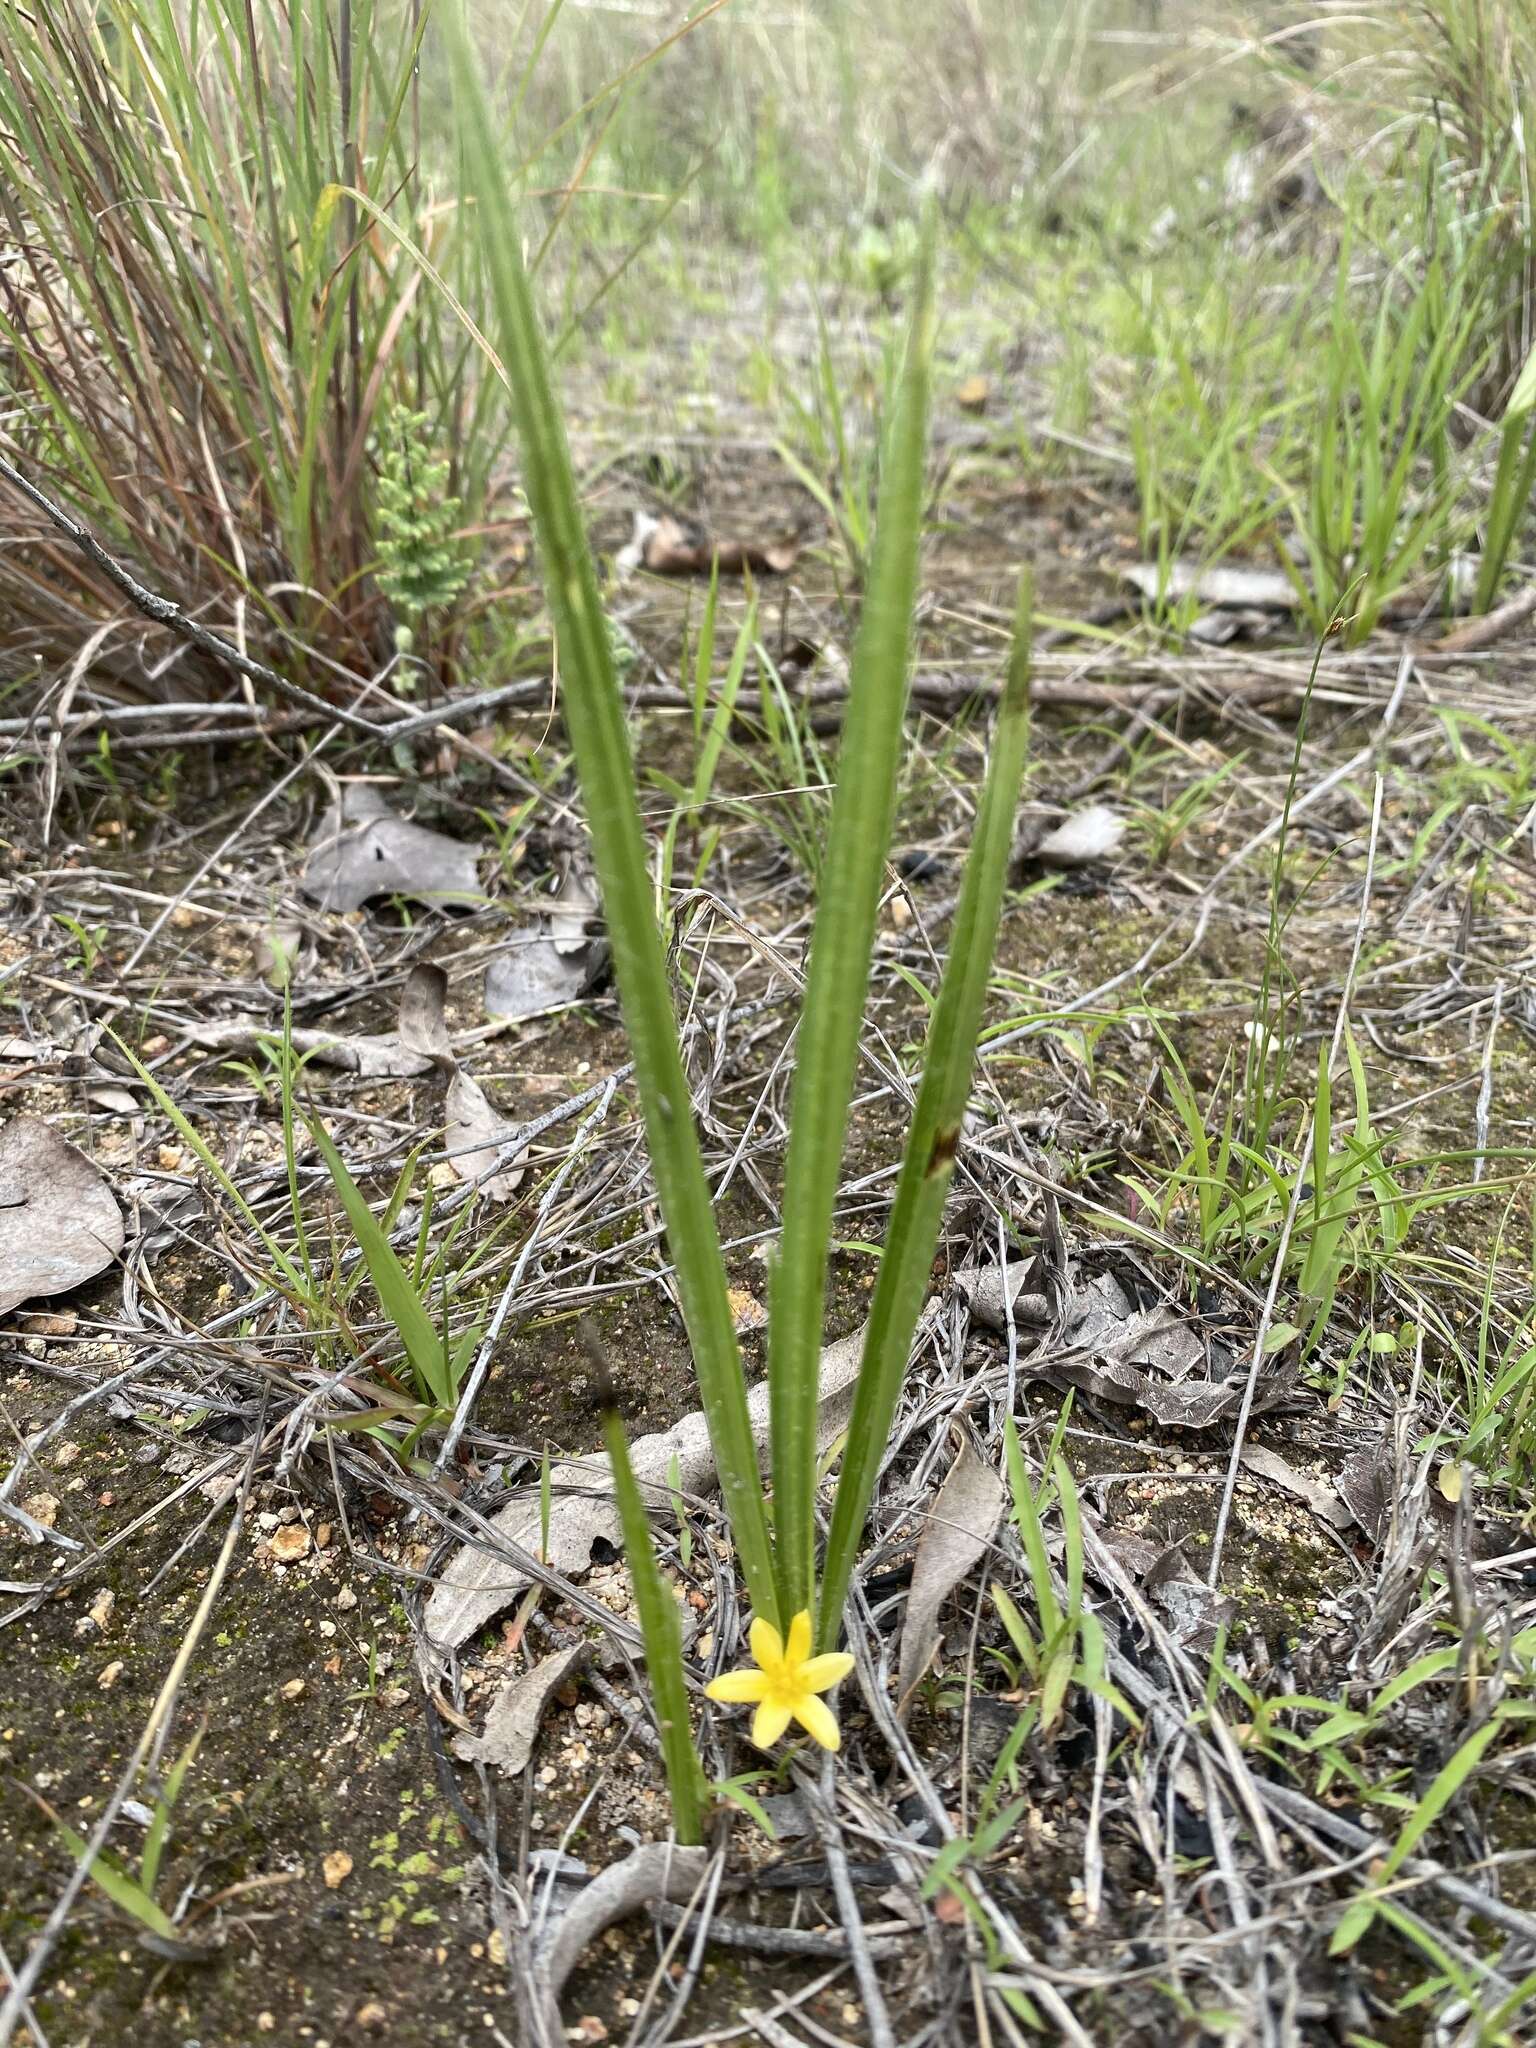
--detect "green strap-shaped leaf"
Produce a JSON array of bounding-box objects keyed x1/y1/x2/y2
[
  {"x1": 602, "y1": 1403, "x2": 707, "y2": 1845},
  {"x1": 445, "y1": 3, "x2": 775, "y2": 1620},
  {"x1": 309, "y1": 1119, "x2": 455, "y2": 1412},
  {"x1": 767, "y1": 202, "x2": 939, "y2": 1621},
  {"x1": 818, "y1": 577, "x2": 1032, "y2": 1649}
]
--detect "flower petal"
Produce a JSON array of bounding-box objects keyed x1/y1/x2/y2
[
  {"x1": 785, "y1": 1610, "x2": 813, "y2": 1666},
  {"x1": 793, "y1": 1693, "x2": 841, "y2": 1751},
  {"x1": 705, "y1": 1670, "x2": 770, "y2": 1705},
  {"x1": 751, "y1": 1698, "x2": 793, "y2": 1749},
  {"x1": 798, "y1": 1652, "x2": 854, "y2": 1694},
  {"x1": 748, "y1": 1615, "x2": 784, "y2": 1671}
]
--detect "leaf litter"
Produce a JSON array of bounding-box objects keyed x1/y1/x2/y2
[
  {"x1": 395, "y1": 962, "x2": 527, "y2": 1198},
  {"x1": 615, "y1": 509, "x2": 799, "y2": 579},
  {"x1": 452, "y1": 1642, "x2": 589, "y2": 1778},
  {"x1": 895, "y1": 1434, "x2": 1005, "y2": 1715},
  {"x1": 0, "y1": 1115, "x2": 125, "y2": 1315},
  {"x1": 8, "y1": 395, "x2": 1536, "y2": 2048},
  {"x1": 958, "y1": 1258, "x2": 1285, "y2": 1429},
  {"x1": 300, "y1": 784, "x2": 487, "y2": 912}
]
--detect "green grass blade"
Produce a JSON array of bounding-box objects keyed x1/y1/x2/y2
[
  {"x1": 112, "y1": 1034, "x2": 304, "y2": 1295},
  {"x1": 767, "y1": 200, "x2": 938, "y2": 1621},
  {"x1": 817, "y1": 576, "x2": 1032, "y2": 1649},
  {"x1": 601, "y1": 1399, "x2": 707, "y2": 1844},
  {"x1": 1379, "y1": 1719, "x2": 1500, "y2": 1881},
  {"x1": 141, "y1": 1719, "x2": 204, "y2": 1895},
  {"x1": 45, "y1": 1816, "x2": 178, "y2": 1943},
  {"x1": 445, "y1": 2, "x2": 775, "y2": 1621},
  {"x1": 307, "y1": 1119, "x2": 454, "y2": 1411},
  {"x1": 695, "y1": 600, "x2": 755, "y2": 804}
]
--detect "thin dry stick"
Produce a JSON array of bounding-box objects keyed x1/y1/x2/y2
[
  {"x1": 806, "y1": 1759, "x2": 897, "y2": 2048},
  {"x1": 0, "y1": 1941, "x2": 45, "y2": 2048},
  {"x1": 1425, "y1": 580, "x2": 1536, "y2": 655},
  {"x1": 1207, "y1": 772, "x2": 1385, "y2": 1590},
  {"x1": 0, "y1": 675, "x2": 544, "y2": 745},
  {"x1": 1473, "y1": 980, "x2": 1504, "y2": 1184},
  {"x1": 1257, "y1": 1779, "x2": 1536, "y2": 1949}
]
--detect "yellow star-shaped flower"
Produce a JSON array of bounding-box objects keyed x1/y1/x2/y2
[{"x1": 704, "y1": 1611, "x2": 854, "y2": 1751}]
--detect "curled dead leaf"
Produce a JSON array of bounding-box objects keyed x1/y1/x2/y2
[
  {"x1": 397, "y1": 962, "x2": 453, "y2": 1062},
  {"x1": 301, "y1": 786, "x2": 486, "y2": 913},
  {"x1": 452, "y1": 1645, "x2": 588, "y2": 1777},
  {"x1": 549, "y1": 867, "x2": 599, "y2": 957},
  {"x1": 484, "y1": 933, "x2": 600, "y2": 1023}
]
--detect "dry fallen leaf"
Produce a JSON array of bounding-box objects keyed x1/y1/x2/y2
[
  {"x1": 896, "y1": 1437, "x2": 1005, "y2": 1717},
  {"x1": 0, "y1": 1117, "x2": 125, "y2": 1316},
  {"x1": 397, "y1": 962, "x2": 453, "y2": 1062},
  {"x1": 184, "y1": 1018, "x2": 434, "y2": 1079},
  {"x1": 1239, "y1": 1444, "x2": 1352, "y2": 1530},
  {"x1": 952, "y1": 1266, "x2": 1051, "y2": 1330},
  {"x1": 960, "y1": 1260, "x2": 1291, "y2": 1430},
  {"x1": 1033, "y1": 804, "x2": 1126, "y2": 868},
  {"x1": 253, "y1": 922, "x2": 303, "y2": 986},
  {"x1": 445, "y1": 1069, "x2": 526, "y2": 1201},
  {"x1": 1143, "y1": 1544, "x2": 1235, "y2": 1652},
  {"x1": 483, "y1": 933, "x2": 597, "y2": 1023},
  {"x1": 617, "y1": 510, "x2": 798, "y2": 580},
  {"x1": 1122, "y1": 560, "x2": 1302, "y2": 611},
  {"x1": 1336, "y1": 1438, "x2": 1396, "y2": 1542},
  {"x1": 301, "y1": 786, "x2": 486, "y2": 914},
  {"x1": 452, "y1": 1645, "x2": 588, "y2": 1778},
  {"x1": 1438, "y1": 1461, "x2": 1469, "y2": 1505},
  {"x1": 549, "y1": 867, "x2": 599, "y2": 957}
]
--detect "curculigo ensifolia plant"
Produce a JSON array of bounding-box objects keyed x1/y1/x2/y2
[{"x1": 446, "y1": 5, "x2": 1030, "y2": 1843}]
